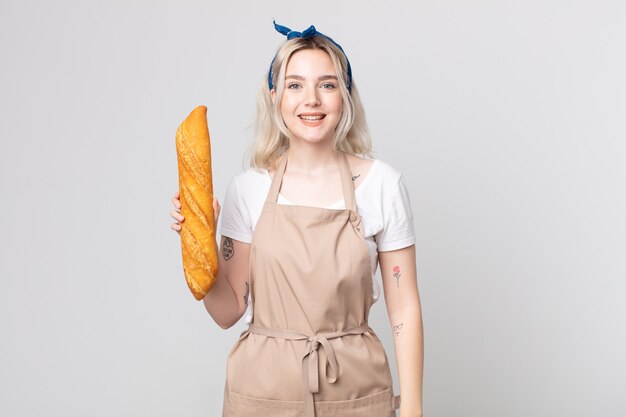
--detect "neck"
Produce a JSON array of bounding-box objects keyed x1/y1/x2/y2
[{"x1": 285, "y1": 140, "x2": 340, "y2": 176}]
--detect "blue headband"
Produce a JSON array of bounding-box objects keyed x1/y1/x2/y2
[{"x1": 267, "y1": 21, "x2": 353, "y2": 92}]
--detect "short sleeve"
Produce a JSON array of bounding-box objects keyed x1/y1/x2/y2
[
  {"x1": 219, "y1": 177, "x2": 253, "y2": 243},
  {"x1": 375, "y1": 174, "x2": 416, "y2": 252}
]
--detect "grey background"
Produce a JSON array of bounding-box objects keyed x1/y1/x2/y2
[{"x1": 1, "y1": 0, "x2": 625, "y2": 416}]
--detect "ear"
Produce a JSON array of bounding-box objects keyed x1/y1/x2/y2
[{"x1": 270, "y1": 88, "x2": 276, "y2": 104}]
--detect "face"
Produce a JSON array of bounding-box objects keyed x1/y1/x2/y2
[{"x1": 274, "y1": 48, "x2": 343, "y2": 146}]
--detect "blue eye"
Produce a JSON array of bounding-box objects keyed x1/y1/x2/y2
[
  {"x1": 321, "y1": 83, "x2": 336, "y2": 89},
  {"x1": 287, "y1": 83, "x2": 301, "y2": 89}
]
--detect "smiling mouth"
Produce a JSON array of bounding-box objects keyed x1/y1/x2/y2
[{"x1": 298, "y1": 115, "x2": 326, "y2": 121}]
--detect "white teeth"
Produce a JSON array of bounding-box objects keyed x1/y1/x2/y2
[{"x1": 299, "y1": 115, "x2": 324, "y2": 121}]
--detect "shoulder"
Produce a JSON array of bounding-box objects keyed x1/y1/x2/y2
[
  {"x1": 350, "y1": 154, "x2": 404, "y2": 195},
  {"x1": 371, "y1": 158, "x2": 403, "y2": 182},
  {"x1": 228, "y1": 166, "x2": 270, "y2": 191},
  {"x1": 347, "y1": 153, "x2": 401, "y2": 176},
  {"x1": 223, "y1": 167, "x2": 270, "y2": 212},
  {"x1": 348, "y1": 151, "x2": 400, "y2": 174},
  {"x1": 221, "y1": 167, "x2": 269, "y2": 233}
]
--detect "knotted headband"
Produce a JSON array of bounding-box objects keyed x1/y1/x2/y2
[{"x1": 267, "y1": 20, "x2": 353, "y2": 92}]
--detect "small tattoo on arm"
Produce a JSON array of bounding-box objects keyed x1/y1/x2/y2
[
  {"x1": 392, "y1": 265, "x2": 401, "y2": 288},
  {"x1": 393, "y1": 323, "x2": 403, "y2": 336},
  {"x1": 222, "y1": 237, "x2": 234, "y2": 261},
  {"x1": 351, "y1": 174, "x2": 360, "y2": 181},
  {"x1": 243, "y1": 281, "x2": 250, "y2": 305}
]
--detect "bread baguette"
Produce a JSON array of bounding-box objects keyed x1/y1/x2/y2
[{"x1": 175, "y1": 105, "x2": 218, "y2": 300}]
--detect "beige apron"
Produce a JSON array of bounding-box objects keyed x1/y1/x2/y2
[{"x1": 222, "y1": 150, "x2": 401, "y2": 417}]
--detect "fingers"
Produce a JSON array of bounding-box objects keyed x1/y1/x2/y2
[
  {"x1": 171, "y1": 192, "x2": 183, "y2": 235},
  {"x1": 170, "y1": 193, "x2": 220, "y2": 235},
  {"x1": 171, "y1": 192, "x2": 181, "y2": 211},
  {"x1": 170, "y1": 208, "x2": 183, "y2": 235},
  {"x1": 170, "y1": 209, "x2": 184, "y2": 222},
  {"x1": 213, "y1": 197, "x2": 221, "y2": 224}
]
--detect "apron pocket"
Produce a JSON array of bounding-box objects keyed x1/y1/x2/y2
[
  {"x1": 226, "y1": 387, "x2": 395, "y2": 417},
  {"x1": 315, "y1": 388, "x2": 395, "y2": 416},
  {"x1": 227, "y1": 390, "x2": 301, "y2": 417}
]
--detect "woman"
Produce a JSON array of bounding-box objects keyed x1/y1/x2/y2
[{"x1": 170, "y1": 21, "x2": 423, "y2": 417}]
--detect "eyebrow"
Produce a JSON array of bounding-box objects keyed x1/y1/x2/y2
[{"x1": 285, "y1": 75, "x2": 338, "y2": 81}]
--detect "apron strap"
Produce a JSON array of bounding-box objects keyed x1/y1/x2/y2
[
  {"x1": 266, "y1": 152, "x2": 289, "y2": 203},
  {"x1": 337, "y1": 150, "x2": 357, "y2": 213},
  {"x1": 265, "y1": 150, "x2": 358, "y2": 213}
]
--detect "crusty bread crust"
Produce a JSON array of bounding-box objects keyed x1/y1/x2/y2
[{"x1": 175, "y1": 105, "x2": 218, "y2": 300}]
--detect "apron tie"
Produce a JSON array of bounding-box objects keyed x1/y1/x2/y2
[
  {"x1": 247, "y1": 322, "x2": 371, "y2": 417},
  {"x1": 303, "y1": 335, "x2": 339, "y2": 393}
]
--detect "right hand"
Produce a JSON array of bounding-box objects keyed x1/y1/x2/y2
[
  {"x1": 170, "y1": 191, "x2": 221, "y2": 235},
  {"x1": 170, "y1": 191, "x2": 184, "y2": 235}
]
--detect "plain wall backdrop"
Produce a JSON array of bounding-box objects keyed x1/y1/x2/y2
[{"x1": 1, "y1": 1, "x2": 625, "y2": 416}]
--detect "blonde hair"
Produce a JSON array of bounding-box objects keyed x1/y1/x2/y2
[{"x1": 247, "y1": 35, "x2": 373, "y2": 170}]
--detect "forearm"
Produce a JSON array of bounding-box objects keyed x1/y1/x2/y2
[
  {"x1": 389, "y1": 304, "x2": 424, "y2": 417},
  {"x1": 202, "y1": 263, "x2": 240, "y2": 329},
  {"x1": 202, "y1": 239, "x2": 243, "y2": 329}
]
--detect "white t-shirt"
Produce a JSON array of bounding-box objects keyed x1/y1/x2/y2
[{"x1": 219, "y1": 158, "x2": 416, "y2": 324}]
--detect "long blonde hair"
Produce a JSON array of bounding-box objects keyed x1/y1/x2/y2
[{"x1": 247, "y1": 35, "x2": 373, "y2": 170}]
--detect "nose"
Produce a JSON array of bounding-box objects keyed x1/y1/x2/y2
[{"x1": 304, "y1": 85, "x2": 320, "y2": 106}]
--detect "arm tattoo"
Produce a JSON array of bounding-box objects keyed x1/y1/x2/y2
[
  {"x1": 243, "y1": 281, "x2": 250, "y2": 305},
  {"x1": 351, "y1": 174, "x2": 361, "y2": 181},
  {"x1": 392, "y1": 265, "x2": 401, "y2": 288},
  {"x1": 222, "y1": 237, "x2": 234, "y2": 261},
  {"x1": 393, "y1": 323, "x2": 404, "y2": 336}
]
